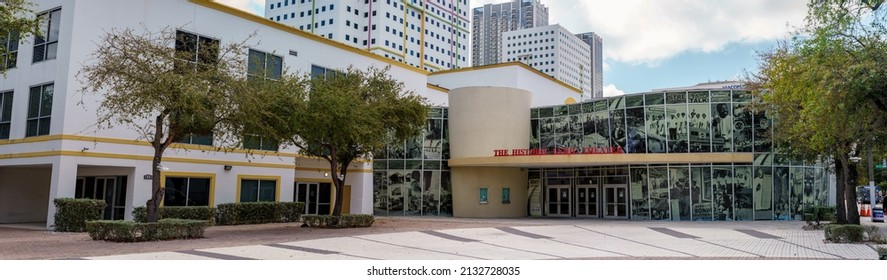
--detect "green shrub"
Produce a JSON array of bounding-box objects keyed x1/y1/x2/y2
[
  {"x1": 302, "y1": 214, "x2": 375, "y2": 228},
  {"x1": 53, "y1": 198, "x2": 107, "y2": 232},
  {"x1": 864, "y1": 225, "x2": 887, "y2": 244},
  {"x1": 877, "y1": 247, "x2": 887, "y2": 260},
  {"x1": 85, "y1": 219, "x2": 208, "y2": 242},
  {"x1": 824, "y1": 224, "x2": 865, "y2": 243},
  {"x1": 804, "y1": 206, "x2": 836, "y2": 226},
  {"x1": 215, "y1": 202, "x2": 305, "y2": 225},
  {"x1": 132, "y1": 206, "x2": 216, "y2": 224},
  {"x1": 279, "y1": 202, "x2": 305, "y2": 223}
]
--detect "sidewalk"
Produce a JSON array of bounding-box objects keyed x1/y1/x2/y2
[{"x1": 2, "y1": 217, "x2": 879, "y2": 260}]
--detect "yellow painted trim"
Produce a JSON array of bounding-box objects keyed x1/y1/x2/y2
[
  {"x1": 448, "y1": 153, "x2": 755, "y2": 167},
  {"x1": 190, "y1": 0, "x2": 429, "y2": 75},
  {"x1": 368, "y1": 46, "x2": 405, "y2": 58},
  {"x1": 236, "y1": 174, "x2": 282, "y2": 202},
  {"x1": 429, "y1": 62, "x2": 583, "y2": 94},
  {"x1": 0, "y1": 134, "x2": 63, "y2": 145},
  {"x1": 401, "y1": 0, "x2": 409, "y2": 60},
  {"x1": 424, "y1": 63, "x2": 443, "y2": 71},
  {"x1": 0, "y1": 150, "x2": 372, "y2": 173},
  {"x1": 426, "y1": 83, "x2": 449, "y2": 93},
  {"x1": 419, "y1": 0, "x2": 426, "y2": 69},
  {"x1": 160, "y1": 171, "x2": 217, "y2": 207},
  {"x1": 2, "y1": 134, "x2": 372, "y2": 164},
  {"x1": 295, "y1": 177, "x2": 333, "y2": 183}
]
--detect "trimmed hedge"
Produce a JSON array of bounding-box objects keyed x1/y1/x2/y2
[
  {"x1": 132, "y1": 206, "x2": 216, "y2": 224},
  {"x1": 824, "y1": 224, "x2": 865, "y2": 243},
  {"x1": 804, "y1": 205, "x2": 836, "y2": 226},
  {"x1": 85, "y1": 219, "x2": 208, "y2": 242},
  {"x1": 302, "y1": 214, "x2": 375, "y2": 228},
  {"x1": 215, "y1": 202, "x2": 304, "y2": 225},
  {"x1": 54, "y1": 198, "x2": 107, "y2": 232}
]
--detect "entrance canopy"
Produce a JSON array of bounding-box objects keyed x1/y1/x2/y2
[{"x1": 448, "y1": 152, "x2": 754, "y2": 168}]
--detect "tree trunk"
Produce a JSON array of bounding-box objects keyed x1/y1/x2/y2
[
  {"x1": 147, "y1": 152, "x2": 163, "y2": 223},
  {"x1": 847, "y1": 160, "x2": 860, "y2": 224},
  {"x1": 327, "y1": 146, "x2": 344, "y2": 217},
  {"x1": 835, "y1": 158, "x2": 848, "y2": 224},
  {"x1": 146, "y1": 113, "x2": 170, "y2": 223}
]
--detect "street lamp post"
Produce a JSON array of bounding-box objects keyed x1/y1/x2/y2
[{"x1": 868, "y1": 149, "x2": 878, "y2": 215}]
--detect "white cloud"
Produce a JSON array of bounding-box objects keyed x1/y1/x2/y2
[
  {"x1": 474, "y1": 0, "x2": 807, "y2": 65},
  {"x1": 221, "y1": 0, "x2": 807, "y2": 66},
  {"x1": 216, "y1": 0, "x2": 266, "y2": 15},
  {"x1": 602, "y1": 84, "x2": 625, "y2": 97},
  {"x1": 559, "y1": 0, "x2": 807, "y2": 65}
]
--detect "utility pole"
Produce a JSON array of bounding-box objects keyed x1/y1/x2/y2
[{"x1": 869, "y1": 148, "x2": 877, "y2": 216}]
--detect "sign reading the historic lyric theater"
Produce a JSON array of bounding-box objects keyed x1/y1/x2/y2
[{"x1": 493, "y1": 147, "x2": 624, "y2": 156}]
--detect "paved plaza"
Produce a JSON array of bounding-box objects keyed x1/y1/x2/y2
[{"x1": 2, "y1": 217, "x2": 880, "y2": 260}]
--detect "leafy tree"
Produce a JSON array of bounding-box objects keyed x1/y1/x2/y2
[
  {"x1": 749, "y1": 0, "x2": 887, "y2": 224},
  {"x1": 78, "y1": 28, "x2": 252, "y2": 222},
  {"x1": 0, "y1": 0, "x2": 42, "y2": 72},
  {"x1": 241, "y1": 66, "x2": 428, "y2": 217}
]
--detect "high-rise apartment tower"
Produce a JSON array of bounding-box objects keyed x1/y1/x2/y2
[
  {"x1": 266, "y1": 0, "x2": 471, "y2": 72},
  {"x1": 471, "y1": 0, "x2": 548, "y2": 66}
]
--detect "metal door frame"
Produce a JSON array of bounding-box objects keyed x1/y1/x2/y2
[
  {"x1": 603, "y1": 184, "x2": 629, "y2": 219},
  {"x1": 575, "y1": 184, "x2": 600, "y2": 218},
  {"x1": 546, "y1": 184, "x2": 572, "y2": 217}
]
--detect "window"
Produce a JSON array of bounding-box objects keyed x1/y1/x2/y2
[
  {"x1": 247, "y1": 49, "x2": 282, "y2": 80},
  {"x1": 479, "y1": 188, "x2": 488, "y2": 204},
  {"x1": 33, "y1": 8, "x2": 61, "y2": 63},
  {"x1": 175, "y1": 30, "x2": 219, "y2": 68},
  {"x1": 310, "y1": 64, "x2": 340, "y2": 78},
  {"x1": 243, "y1": 133, "x2": 279, "y2": 151},
  {"x1": 164, "y1": 177, "x2": 211, "y2": 206},
  {"x1": 0, "y1": 91, "x2": 12, "y2": 139},
  {"x1": 26, "y1": 84, "x2": 52, "y2": 137},
  {"x1": 173, "y1": 31, "x2": 218, "y2": 145},
  {"x1": 240, "y1": 178, "x2": 277, "y2": 202},
  {"x1": 2, "y1": 32, "x2": 19, "y2": 70}
]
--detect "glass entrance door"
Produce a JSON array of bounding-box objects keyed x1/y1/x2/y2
[
  {"x1": 576, "y1": 185, "x2": 599, "y2": 217},
  {"x1": 547, "y1": 185, "x2": 572, "y2": 217},
  {"x1": 74, "y1": 176, "x2": 126, "y2": 220},
  {"x1": 295, "y1": 182, "x2": 332, "y2": 214},
  {"x1": 604, "y1": 184, "x2": 629, "y2": 219}
]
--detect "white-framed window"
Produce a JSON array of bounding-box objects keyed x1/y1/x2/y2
[
  {"x1": 26, "y1": 83, "x2": 52, "y2": 137},
  {"x1": 33, "y1": 8, "x2": 61, "y2": 63},
  {"x1": 0, "y1": 90, "x2": 12, "y2": 139}
]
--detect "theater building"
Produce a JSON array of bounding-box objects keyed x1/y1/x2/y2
[
  {"x1": 0, "y1": 0, "x2": 831, "y2": 229},
  {"x1": 373, "y1": 81, "x2": 834, "y2": 221}
]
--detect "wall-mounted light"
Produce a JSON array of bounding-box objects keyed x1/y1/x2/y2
[
  {"x1": 156, "y1": 164, "x2": 170, "y2": 171},
  {"x1": 224, "y1": 165, "x2": 233, "y2": 171}
]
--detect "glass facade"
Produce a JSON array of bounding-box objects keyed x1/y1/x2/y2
[
  {"x1": 373, "y1": 107, "x2": 452, "y2": 216},
  {"x1": 373, "y1": 89, "x2": 831, "y2": 220}
]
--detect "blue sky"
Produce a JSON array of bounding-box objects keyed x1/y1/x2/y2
[{"x1": 218, "y1": 0, "x2": 808, "y2": 95}]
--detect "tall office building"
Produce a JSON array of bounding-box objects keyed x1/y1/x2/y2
[
  {"x1": 471, "y1": 0, "x2": 548, "y2": 66},
  {"x1": 265, "y1": 0, "x2": 471, "y2": 72},
  {"x1": 577, "y1": 32, "x2": 603, "y2": 99},
  {"x1": 503, "y1": 24, "x2": 592, "y2": 97}
]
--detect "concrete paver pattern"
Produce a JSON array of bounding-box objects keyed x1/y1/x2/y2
[{"x1": 66, "y1": 218, "x2": 880, "y2": 260}]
